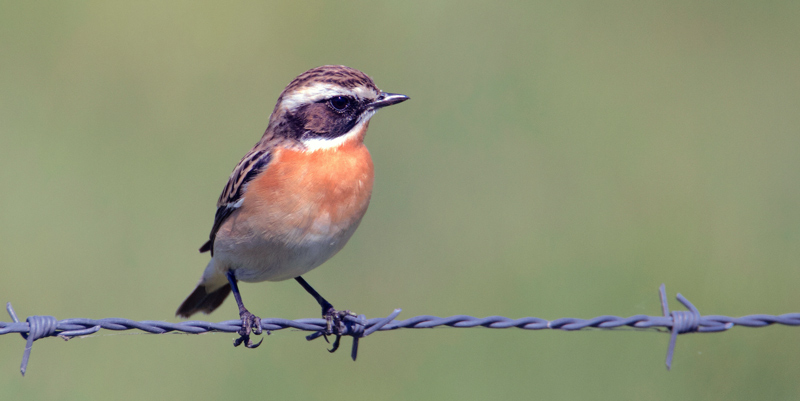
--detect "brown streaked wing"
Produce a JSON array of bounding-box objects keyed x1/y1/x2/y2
[{"x1": 199, "y1": 148, "x2": 272, "y2": 255}]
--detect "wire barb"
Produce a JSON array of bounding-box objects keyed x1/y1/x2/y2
[{"x1": 2, "y1": 287, "x2": 798, "y2": 376}]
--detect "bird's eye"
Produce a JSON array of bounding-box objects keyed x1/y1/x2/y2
[{"x1": 328, "y1": 96, "x2": 350, "y2": 111}]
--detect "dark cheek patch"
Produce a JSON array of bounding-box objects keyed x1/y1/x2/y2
[
  {"x1": 303, "y1": 104, "x2": 334, "y2": 134},
  {"x1": 299, "y1": 103, "x2": 360, "y2": 140}
]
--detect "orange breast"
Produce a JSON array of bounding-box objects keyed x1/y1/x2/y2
[{"x1": 236, "y1": 137, "x2": 374, "y2": 242}]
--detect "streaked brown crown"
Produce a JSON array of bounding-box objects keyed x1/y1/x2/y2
[{"x1": 279, "y1": 65, "x2": 380, "y2": 99}]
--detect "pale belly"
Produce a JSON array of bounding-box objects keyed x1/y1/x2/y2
[{"x1": 211, "y1": 212, "x2": 364, "y2": 282}]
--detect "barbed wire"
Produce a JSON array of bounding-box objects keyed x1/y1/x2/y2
[{"x1": 2, "y1": 284, "x2": 798, "y2": 376}]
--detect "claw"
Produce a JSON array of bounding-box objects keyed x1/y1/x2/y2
[
  {"x1": 233, "y1": 335, "x2": 264, "y2": 348},
  {"x1": 321, "y1": 308, "x2": 356, "y2": 353},
  {"x1": 234, "y1": 309, "x2": 263, "y2": 348},
  {"x1": 328, "y1": 334, "x2": 342, "y2": 353}
]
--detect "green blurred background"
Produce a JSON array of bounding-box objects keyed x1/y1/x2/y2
[{"x1": 1, "y1": 1, "x2": 799, "y2": 399}]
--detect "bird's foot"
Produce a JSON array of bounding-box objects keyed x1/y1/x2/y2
[
  {"x1": 322, "y1": 307, "x2": 356, "y2": 353},
  {"x1": 233, "y1": 309, "x2": 263, "y2": 349}
]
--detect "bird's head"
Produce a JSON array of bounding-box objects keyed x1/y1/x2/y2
[{"x1": 266, "y1": 65, "x2": 408, "y2": 151}]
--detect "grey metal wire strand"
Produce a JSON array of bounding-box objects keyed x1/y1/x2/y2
[{"x1": 2, "y1": 284, "x2": 799, "y2": 376}]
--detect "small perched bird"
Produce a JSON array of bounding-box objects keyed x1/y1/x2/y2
[{"x1": 176, "y1": 65, "x2": 408, "y2": 349}]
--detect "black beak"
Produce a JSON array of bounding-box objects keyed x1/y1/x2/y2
[{"x1": 370, "y1": 92, "x2": 409, "y2": 109}]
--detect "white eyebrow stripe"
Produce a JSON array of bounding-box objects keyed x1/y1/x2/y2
[{"x1": 280, "y1": 83, "x2": 377, "y2": 111}]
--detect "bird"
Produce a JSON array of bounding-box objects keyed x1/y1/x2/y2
[{"x1": 176, "y1": 65, "x2": 408, "y2": 350}]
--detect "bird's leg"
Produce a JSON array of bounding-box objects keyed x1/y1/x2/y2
[
  {"x1": 295, "y1": 276, "x2": 354, "y2": 353},
  {"x1": 227, "y1": 270, "x2": 263, "y2": 349}
]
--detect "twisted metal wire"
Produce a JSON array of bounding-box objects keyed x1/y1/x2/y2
[{"x1": 2, "y1": 284, "x2": 798, "y2": 376}]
